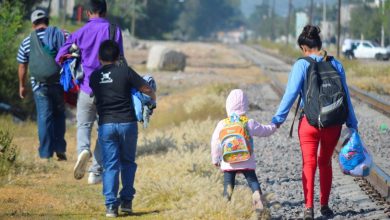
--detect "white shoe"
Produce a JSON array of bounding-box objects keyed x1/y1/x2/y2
[
  {"x1": 88, "y1": 172, "x2": 102, "y2": 184},
  {"x1": 73, "y1": 150, "x2": 91, "y2": 180}
]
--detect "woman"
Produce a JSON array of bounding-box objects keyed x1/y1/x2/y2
[{"x1": 271, "y1": 25, "x2": 358, "y2": 219}]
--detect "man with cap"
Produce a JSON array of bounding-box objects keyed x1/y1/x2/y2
[{"x1": 17, "y1": 9, "x2": 68, "y2": 161}]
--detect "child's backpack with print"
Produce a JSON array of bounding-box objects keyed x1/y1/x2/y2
[{"x1": 219, "y1": 114, "x2": 253, "y2": 163}]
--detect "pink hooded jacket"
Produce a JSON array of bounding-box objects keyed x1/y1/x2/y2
[{"x1": 210, "y1": 89, "x2": 277, "y2": 171}]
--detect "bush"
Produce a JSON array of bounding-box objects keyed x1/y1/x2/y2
[
  {"x1": 0, "y1": 1, "x2": 34, "y2": 118},
  {"x1": 0, "y1": 130, "x2": 18, "y2": 177}
]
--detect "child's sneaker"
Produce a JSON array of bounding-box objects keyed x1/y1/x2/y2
[
  {"x1": 120, "y1": 200, "x2": 132, "y2": 214},
  {"x1": 106, "y1": 205, "x2": 118, "y2": 218},
  {"x1": 252, "y1": 190, "x2": 264, "y2": 211}
]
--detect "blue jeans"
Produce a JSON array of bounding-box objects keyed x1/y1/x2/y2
[
  {"x1": 77, "y1": 91, "x2": 102, "y2": 174},
  {"x1": 98, "y1": 122, "x2": 138, "y2": 207},
  {"x1": 223, "y1": 170, "x2": 261, "y2": 197},
  {"x1": 33, "y1": 84, "x2": 66, "y2": 158}
]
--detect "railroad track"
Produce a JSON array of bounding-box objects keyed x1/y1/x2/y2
[{"x1": 234, "y1": 44, "x2": 390, "y2": 218}]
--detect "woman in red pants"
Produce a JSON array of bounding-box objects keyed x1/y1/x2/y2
[{"x1": 271, "y1": 25, "x2": 358, "y2": 219}]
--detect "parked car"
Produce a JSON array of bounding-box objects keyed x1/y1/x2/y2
[{"x1": 342, "y1": 39, "x2": 389, "y2": 60}]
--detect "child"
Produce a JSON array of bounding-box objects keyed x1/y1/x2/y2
[
  {"x1": 89, "y1": 40, "x2": 156, "y2": 218},
  {"x1": 210, "y1": 89, "x2": 277, "y2": 213}
]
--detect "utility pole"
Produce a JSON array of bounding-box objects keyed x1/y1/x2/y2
[
  {"x1": 309, "y1": 0, "x2": 314, "y2": 24},
  {"x1": 286, "y1": 0, "x2": 292, "y2": 46},
  {"x1": 337, "y1": 0, "x2": 341, "y2": 58},
  {"x1": 381, "y1": 0, "x2": 385, "y2": 47},
  {"x1": 323, "y1": 0, "x2": 326, "y2": 23},
  {"x1": 131, "y1": 0, "x2": 136, "y2": 36},
  {"x1": 271, "y1": 0, "x2": 275, "y2": 40}
]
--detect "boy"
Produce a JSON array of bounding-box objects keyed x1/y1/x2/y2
[{"x1": 90, "y1": 40, "x2": 155, "y2": 218}]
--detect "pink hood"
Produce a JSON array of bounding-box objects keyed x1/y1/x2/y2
[{"x1": 226, "y1": 89, "x2": 249, "y2": 116}]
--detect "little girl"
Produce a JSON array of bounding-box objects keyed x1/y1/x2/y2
[{"x1": 211, "y1": 89, "x2": 277, "y2": 212}]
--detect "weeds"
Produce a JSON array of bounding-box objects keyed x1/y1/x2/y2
[
  {"x1": 150, "y1": 83, "x2": 236, "y2": 129},
  {"x1": 0, "y1": 130, "x2": 17, "y2": 177}
]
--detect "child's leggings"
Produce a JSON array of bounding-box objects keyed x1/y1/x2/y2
[
  {"x1": 223, "y1": 170, "x2": 261, "y2": 197},
  {"x1": 298, "y1": 116, "x2": 342, "y2": 208}
]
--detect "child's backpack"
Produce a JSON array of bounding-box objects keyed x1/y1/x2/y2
[
  {"x1": 219, "y1": 114, "x2": 253, "y2": 163},
  {"x1": 339, "y1": 129, "x2": 372, "y2": 177},
  {"x1": 300, "y1": 55, "x2": 348, "y2": 128}
]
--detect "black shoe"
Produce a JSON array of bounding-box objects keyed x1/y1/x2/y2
[
  {"x1": 106, "y1": 205, "x2": 118, "y2": 218},
  {"x1": 56, "y1": 152, "x2": 67, "y2": 161},
  {"x1": 120, "y1": 200, "x2": 132, "y2": 214},
  {"x1": 303, "y1": 208, "x2": 314, "y2": 220},
  {"x1": 320, "y1": 205, "x2": 334, "y2": 218}
]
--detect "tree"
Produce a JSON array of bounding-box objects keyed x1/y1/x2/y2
[
  {"x1": 0, "y1": 1, "x2": 29, "y2": 116},
  {"x1": 107, "y1": 0, "x2": 146, "y2": 35},
  {"x1": 247, "y1": 2, "x2": 285, "y2": 41},
  {"x1": 349, "y1": 4, "x2": 382, "y2": 42},
  {"x1": 176, "y1": 0, "x2": 243, "y2": 40},
  {"x1": 135, "y1": 0, "x2": 182, "y2": 40}
]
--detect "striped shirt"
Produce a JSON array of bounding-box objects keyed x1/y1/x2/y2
[{"x1": 17, "y1": 28, "x2": 69, "y2": 91}]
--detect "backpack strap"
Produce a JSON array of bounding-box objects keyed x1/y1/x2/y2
[
  {"x1": 298, "y1": 56, "x2": 316, "y2": 64},
  {"x1": 109, "y1": 23, "x2": 116, "y2": 41},
  {"x1": 289, "y1": 95, "x2": 302, "y2": 138}
]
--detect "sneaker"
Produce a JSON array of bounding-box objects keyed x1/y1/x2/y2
[
  {"x1": 73, "y1": 149, "x2": 91, "y2": 180},
  {"x1": 56, "y1": 152, "x2": 67, "y2": 161},
  {"x1": 252, "y1": 190, "x2": 264, "y2": 212},
  {"x1": 120, "y1": 200, "x2": 132, "y2": 214},
  {"x1": 88, "y1": 172, "x2": 102, "y2": 185},
  {"x1": 320, "y1": 205, "x2": 334, "y2": 218},
  {"x1": 106, "y1": 205, "x2": 118, "y2": 218},
  {"x1": 303, "y1": 207, "x2": 314, "y2": 220}
]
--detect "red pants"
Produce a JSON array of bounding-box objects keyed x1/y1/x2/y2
[{"x1": 298, "y1": 116, "x2": 341, "y2": 208}]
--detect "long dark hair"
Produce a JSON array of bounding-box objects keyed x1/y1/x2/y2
[{"x1": 297, "y1": 25, "x2": 322, "y2": 50}]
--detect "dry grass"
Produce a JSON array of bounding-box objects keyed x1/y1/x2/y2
[
  {"x1": 0, "y1": 42, "x2": 271, "y2": 219},
  {"x1": 0, "y1": 82, "x2": 262, "y2": 219}
]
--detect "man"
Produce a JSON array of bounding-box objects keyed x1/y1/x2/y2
[
  {"x1": 56, "y1": 0, "x2": 125, "y2": 184},
  {"x1": 17, "y1": 9, "x2": 67, "y2": 161},
  {"x1": 90, "y1": 40, "x2": 155, "y2": 217}
]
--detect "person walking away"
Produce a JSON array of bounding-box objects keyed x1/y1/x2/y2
[
  {"x1": 271, "y1": 25, "x2": 358, "y2": 219},
  {"x1": 210, "y1": 89, "x2": 277, "y2": 216},
  {"x1": 56, "y1": 0, "x2": 125, "y2": 184},
  {"x1": 17, "y1": 9, "x2": 67, "y2": 161},
  {"x1": 90, "y1": 40, "x2": 156, "y2": 217}
]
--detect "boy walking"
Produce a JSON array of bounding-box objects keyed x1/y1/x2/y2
[
  {"x1": 90, "y1": 40, "x2": 155, "y2": 217},
  {"x1": 56, "y1": 0, "x2": 125, "y2": 183}
]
